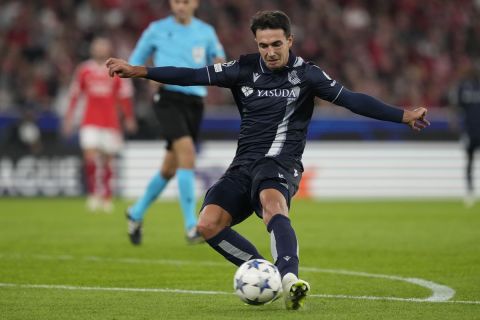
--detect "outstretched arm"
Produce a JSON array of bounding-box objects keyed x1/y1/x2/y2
[
  {"x1": 336, "y1": 89, "x2": 430, "y2": 131},
  {"x1": 106, "y1": 58, "x2": 210, "y2": 86},
  {"x1": 308, "y1": 65, "x2": 430, "y2": 131}
]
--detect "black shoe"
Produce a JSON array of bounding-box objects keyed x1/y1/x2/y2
[{"x1": 126, "y1": 209, "x2": 143, "y2": 245}]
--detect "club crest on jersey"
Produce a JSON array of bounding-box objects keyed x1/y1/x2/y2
[
  {"x1": 241, "y1": 86, "x2": 254, "y2": 97},
  {"x1": 288, "y1": 70, "x2": 301, "y2": 85}
]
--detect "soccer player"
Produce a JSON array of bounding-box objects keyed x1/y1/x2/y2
[
  {"x1": 126, "y1": 0, "x2": 226, "y2": 245},
  {"x1": 64, "y1": 37, "x2": 137, "y2": 213},
  {"x1": 451, "y1": 61, "x2": 480, "y2": 207},
  {"x1": 106, "y1": 10, "x2": 430, "y2": 310}
]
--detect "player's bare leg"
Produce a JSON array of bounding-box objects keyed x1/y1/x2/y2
[{"x1": 101, "y1": 153, "x2": 115, "y2": 213}]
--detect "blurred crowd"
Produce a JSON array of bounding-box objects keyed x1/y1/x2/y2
[{"x1": 0, "y1": 0, "x2": 479, "y2": 116}]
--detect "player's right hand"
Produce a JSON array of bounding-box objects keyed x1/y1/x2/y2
[
  {"x1": 106, "y1": 58, "x2": 130, "y2": 77},
  {"x1": 124, "y1": 118, "x2": 138, "y2": 134},
  {"x1": 106, "y1": 58, "x2": 147, "y2": 79}
]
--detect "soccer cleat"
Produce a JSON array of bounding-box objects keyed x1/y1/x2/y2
[
  {"x1": 185, "y1": 226, "x2": 204, "y2": 245},
  {"x1": 102, "y1": 199, "x2": 114, "y2": 213},
  {"x1": 86, "y1": 195, "x2": 101, "y2": 212},
  {"x1": 126, "y1": 209, "x2": 143, "y2": 245},
  {"x1": 282, "y1": 273, "x2": 310, "y2": 310}
]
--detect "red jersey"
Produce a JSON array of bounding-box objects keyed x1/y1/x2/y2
[{"x1": 66, "y1": 59, "x2": 134, "y2": 130}]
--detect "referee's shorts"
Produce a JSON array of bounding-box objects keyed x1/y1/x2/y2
[{"x1": 152, "y1": 88, "x2": 204, "y2": 150}]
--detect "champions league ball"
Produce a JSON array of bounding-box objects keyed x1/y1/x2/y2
[{"x1": 233, "y1": 259, "x2": 282, "y2": 305}]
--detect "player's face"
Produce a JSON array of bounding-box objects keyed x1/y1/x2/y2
[
  {"x1": 90, "y1": 38, "x2": 112, "y2": 61},
  {"x1": 255, "y1": 29, "x2": 293, "y2": 71},
  {"x1": 170, "y1": 0, "x2": 198, "y2": 24}
]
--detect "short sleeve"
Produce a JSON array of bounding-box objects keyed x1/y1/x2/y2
[
  {"x1": 206, "y1": 28, "x2": 226, "y2": 64},
  {"x1": 129, "y1": 23, "x2": 155, "y2": 66}
]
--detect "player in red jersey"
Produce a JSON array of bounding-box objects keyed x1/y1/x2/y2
[{"x1": 63, "y1": 37, "x2": 137, "y2": 212}]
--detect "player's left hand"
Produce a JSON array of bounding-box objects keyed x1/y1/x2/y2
[
  {"x1": 62, "y1": 120, "x2": 74, "y2": 137},
  {"x1": 402, "y1": 107, "x2": 430, "y2": 131}
]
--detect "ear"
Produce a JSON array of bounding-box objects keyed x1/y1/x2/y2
[{"x1": 287, "y1": 35, "x2": 293, "y2": 48}]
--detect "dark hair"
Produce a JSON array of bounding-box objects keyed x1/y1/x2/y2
[{"x1": 250, "y1": 10, "x2": 291, "y2": 37}]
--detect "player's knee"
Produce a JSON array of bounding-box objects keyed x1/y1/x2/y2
[
  {"x1": 197, "y1": 205, "x2": 230, "y2": 240},
  {"x1": 160, "y1": 168, "x2": 175, "y2": 180},
  {"x1": 196, "y1": 218, "x2": 221, "y2": 240},
  {"x1": 176, "y1": 153, "x2": 195, "y2": 169},
  {"x1": 83, "y1": 149, "x2": 98, "y2": 162},
  {"x1": 260, "y1": 192, "x2": 288, "y2": 219}
]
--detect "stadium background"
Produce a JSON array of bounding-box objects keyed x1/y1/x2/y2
[
  {"x1": 0, "y1": 0, "x2": 479, "y2": 198},
  {"x1": 1, "y1": 2, "x2": 480, "y2": 319}
]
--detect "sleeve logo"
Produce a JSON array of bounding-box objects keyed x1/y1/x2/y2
[
  {"x1": 214, "y1": 63, "x2": 223, "y2": 73},
  {"x1": 222, "y1": 60, "x2": 237, "y2": 67}
]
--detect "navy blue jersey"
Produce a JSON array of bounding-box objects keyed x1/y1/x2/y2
[
  {"x1": 146, "y1": 52, "x2": 404, "y2": 169},
  {"x1": 205, "y1": 53, "x2": 344, "y2": 167},
  {"x1": 453, "y1": 77, "x2": 480, "y2": 138}
]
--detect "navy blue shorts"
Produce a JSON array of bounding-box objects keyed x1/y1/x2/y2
[{"x1": 201, "y1": 157, "x2": 303, "y2": 226}]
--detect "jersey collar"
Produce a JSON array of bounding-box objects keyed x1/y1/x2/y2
[{"x1": 258, "y1": 50, "x2": 299, "y2": 74}]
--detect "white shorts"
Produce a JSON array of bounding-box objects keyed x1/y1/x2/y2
[{"x1": 79, "y1": 126, "x2": 123, "y2": 154}]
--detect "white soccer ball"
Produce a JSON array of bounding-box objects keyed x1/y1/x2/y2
[{"x1": 233, "y1": 259, "x2": 282, "y2": 305}]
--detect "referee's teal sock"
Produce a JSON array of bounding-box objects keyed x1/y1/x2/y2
[
  {"x1": 177, "y1": 168, "x2": 197, "y2": 231},
  {"x1": 130, "y1": 172, "x2": 168, "y2": 221}
]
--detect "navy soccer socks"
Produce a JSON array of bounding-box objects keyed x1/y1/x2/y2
[
  {"x1": 206, "y1": 227, "x2": 264, "y2": 266},
  {"x1": 267, "y1": 214, "x2": 299, "y2": 278}
]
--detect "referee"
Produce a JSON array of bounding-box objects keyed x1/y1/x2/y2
[{"x1": 126, "y1": 0, "x2": 226, "y2": 244}]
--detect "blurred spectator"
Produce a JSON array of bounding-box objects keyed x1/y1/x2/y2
[{"x1": 0, "y1": 0, "x2": 479, "y2": 116}]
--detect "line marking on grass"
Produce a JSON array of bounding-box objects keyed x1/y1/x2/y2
[
  {"x1": 0, "y1": 253, "x2": 470, "y2": 304},
  {"x1": 1, "y1": 282, "x2": 479, "y2": 305},
  {"x1": 0, "y1": 283, "x2": 230, "y2": 295},
  {"x1": 301, "y1": 267, "x2": 456, "y2": 302}
]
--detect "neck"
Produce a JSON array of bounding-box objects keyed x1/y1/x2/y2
[
  {"x1": 93, "y1": 58, "x2": 106, "y2": 65},
  {"x1": 175, "y1": 16, "x2": 192, "y2": 25}
]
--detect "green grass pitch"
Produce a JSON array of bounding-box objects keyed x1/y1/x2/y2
[{"x1": 0, "y1": 198, "x2": 479, "y2": 319}]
